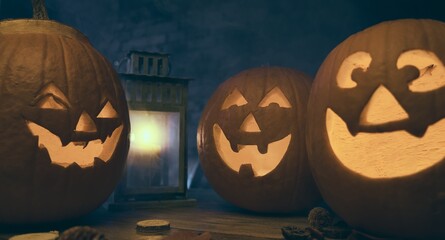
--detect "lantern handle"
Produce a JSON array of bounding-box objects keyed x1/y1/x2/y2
[{"x1": 32, "y1": 0, "x2": 49, "y2": 20}]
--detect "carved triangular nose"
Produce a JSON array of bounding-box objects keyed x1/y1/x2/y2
[
  {"x1": 360, "y1": 85, "x2": 409, "y2": 125},
  {"x1": 75, "y1": 111, "x2": 97, "y2": 132},
  {"x1": 240, "y1": 113, "x2": 261, "y2": 132}
]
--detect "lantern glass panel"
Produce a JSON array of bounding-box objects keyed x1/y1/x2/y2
[{"x1": 126, "y1": 110, "x2": 180, "y2": 190}]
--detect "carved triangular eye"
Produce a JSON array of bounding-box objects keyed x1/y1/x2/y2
[
  {"x1": 221, "y1": 88, "x2": 248, "y2": 110},
  {"x1": 75, "y1": 111, "x2": 97, "y2": 132},
  {"x1": 258, "y1": 87, "x2": 291, "y2": 108},
  {"x1": 97, "y1": 101, "x2": 118, "y2": 118},
  {"x1": 34, "y1": 83, "x2": 69, "y2": 110},
  {"x1": 36, "y1": 95, "x2": 67, "y2": 110}
]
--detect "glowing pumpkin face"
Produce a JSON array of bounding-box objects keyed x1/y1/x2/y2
[
  {"x1": 213, "y1": 86, "x2": 293, "y2": 177},
  {"x1": 24, "y1": 83, "x2": 123, "y2": 168},
  {"x1": 198, "y1": 66, "x2": 321, "y2": 213},
  {"x1": 327, "y1": 49, "x2": 445, "y2": 178},
  {"x1": 307, "y1": 19, "x2": 445, "y2": 238},
  {"x1": 0, "y1": 20, "x2": 129, "y2": 224}
]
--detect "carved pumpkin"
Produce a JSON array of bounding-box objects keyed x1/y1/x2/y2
[
  {"x1": 307, "y1": 19, "x2": 445, "y2": 238},
  {"x1": 0, "y1": 19, "x2": 129, "y2": 223},
  {"x1": 198, "y1": 66, "x2": 321, "y2": 212}
]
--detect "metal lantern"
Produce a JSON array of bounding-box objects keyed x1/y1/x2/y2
[{"x1": 112, "y1": 51, "x2": 192, "y2": 208}]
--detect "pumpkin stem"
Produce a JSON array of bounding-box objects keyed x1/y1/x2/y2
[{"x1": 32, "y1": 0, "x2": 49, "y2": 20}]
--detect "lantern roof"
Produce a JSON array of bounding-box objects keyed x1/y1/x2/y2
[{"x1": 127, "y1": 50, "x2": 170, "y2": 58}]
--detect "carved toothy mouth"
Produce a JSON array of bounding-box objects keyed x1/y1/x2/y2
[
  {"x1": 326, "y1": 108, "x2": 445, "y2": 178},
  {"x1": 213, "y1": 123, "x2": 291, "y2": 177},
  {"x1": 26, "y1": 121, "x2": 123, "y2": 168}
]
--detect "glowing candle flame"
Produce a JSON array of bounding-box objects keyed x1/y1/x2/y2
[{"x1": 129, "y1": 110, "x2": 165, "y2": 154}]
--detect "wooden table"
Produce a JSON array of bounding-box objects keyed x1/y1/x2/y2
[{"x1": 0, "y1": 189, "x2": 308, "y2": 240}]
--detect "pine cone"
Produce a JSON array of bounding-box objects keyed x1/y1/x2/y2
[{"x1": 308, "y1": 207, "x2": 334, "y2": 229}]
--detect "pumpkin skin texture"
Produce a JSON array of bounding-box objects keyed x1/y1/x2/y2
[
  {"x1": 198, "y1": 66, "x2": 321, "y2": 213},
  {"x1": 307, "y1": 19, "x2": 445, "y2": 239},
  {"x1": 0, "y1": 20, "x2": 129, "y2": 224}
]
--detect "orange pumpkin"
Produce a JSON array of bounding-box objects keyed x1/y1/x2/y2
[
  {"x1": 0, "y1": 19, "x2": 129, "y2": 223},
  {"x1": 198, "y1": 66, "x2": 321, "y2": 213},
  {"x1": 307, "y1": 19, "x2": 445, "y2": 238}
]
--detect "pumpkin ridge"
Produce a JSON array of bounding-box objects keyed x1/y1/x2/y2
[
  {"x1": 90, "y1": 48, "x2": 122, "y2": 111},
  {"x1": 0, "y1": 20, "x2": 88, "y2": 42},
  {"x1": 282, "y1": 68, "x2": 315, "y2": 208},
  {"x1": 40, "y1": 34, "x2": 49, "y2": 91},
  {"x1": 74, "y1": 38, "x2": 102, "y2": 115},
  {"x1": 0, "y1": 35, "x2": 20, "y2": 96},
  {"x1": 90, "y1": 41, "x2": 122, "y2": 111},
  {"x1": 57, "y1": 36, "x2": 70, "y2": 106},
  {"x1": 83, "y1": 46, "x2": 107, "y2": 107}
]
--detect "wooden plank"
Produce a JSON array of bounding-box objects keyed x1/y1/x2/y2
[{"x1": 0, "y1": 189, "x2": 309, "y2": 240}]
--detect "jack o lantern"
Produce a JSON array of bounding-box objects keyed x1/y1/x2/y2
[
  {"x1": 307, "y1": 19, "x2": 445, "y2": 238},
  {"x1": 0, "y1": 19, "x2": 129, "y2": 223},
  {"x1": 198, "y1": 66, "x2": 321, "y2": 213}
]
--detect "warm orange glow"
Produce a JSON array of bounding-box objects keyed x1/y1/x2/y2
[
  {"x1": 37, "y1": 95, "x2": 66, "y2": 110},
  {"x1": 360, "y1": 85, "x2": 409, "y2": 125},
  {"x1": 26, "y1": 122, "x2": 123, "y2": 168},
  {"x1": 221, "y1": 88, "x2": 248, "y2": 110},
  {"x1": 213, "y1": 123, "x2": 291, "y2": 176},
  {"x1": 129, "y1": 110, "x2": 165, "y2": 154},
  {"x1": 240, "y1": 113, "x2": 261, "y2": 132},
  {"x1": 75, "y1": 111, "x2": 97, "y2": 133},
  {"x1": 26, "y1": 83, "x2": 123, "y2": 168},
  {"x1": 397, "y1": 49, "x2": 445, "y2": 92},
  {"x1": 326, "y1": 108, "x2": 445, "y2": 178},
  {"x1": 328, "y1": 50, "x2": 445, "y2": 178},
  {"x1": 97, "y1": 101, "x2": 118, "y2": 118},
  {"x1": 258, "y1": 87, "x2": 291, "y2": 108},
  {"x1": 36, "y1": 83, "x2": 70, "y2": 109},
  {"x1": 125, "y1": 110, "x2": 180, "y2": 189},
  {"x1": 336, "y1": 51, "x2": 371, "y2": 89}
]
